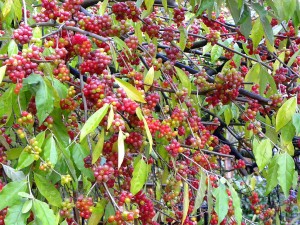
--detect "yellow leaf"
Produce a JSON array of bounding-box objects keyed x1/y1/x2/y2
[
  {"x1": 144, "y1": 66, "x2": 154, "y2": 92},
  {"x1": 2, "y1": 0, "x2": 12, "y2": 18},
  {"x1": 115, "y1": 78, "x2": 146, "y2": 103},
  {"x1": 107, "y1": 105, "x2": 114, "y2": 130},
  {"x1": 0, "y1": 65, "x2": 7, "y2": 84},
  {"x1": 117, "y1": 129, "x2": 125, "y2": 169},
  {"x1": 136, "y1": 107, "x2": 153, "y2": 153},
  {"x1": 182, "y1": 182, "x2": 189, "y2": 224}
]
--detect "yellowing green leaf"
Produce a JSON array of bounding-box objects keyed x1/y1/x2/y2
[
  {"x1": 8, "y1": 40, "x2": 18, "y2": 57},
  {"x1": 179, "y1": 26, "x2": 187, "y2": 51},
  {"x1": 211, "y1": 44, "x2": 223, "y2": 62},
  {"x1": 117, "y1": 129, "x2": 125, "y2": 169},
  {"x1": 98, "y1": 0, "x2": 108, "y2": 15},
  {"x1": 80, "y1": 103, "x2": 109, "y2": 142},
  {"x1": 253, "y1": 139, "x2": 272, "y2": 171},
  {"x1": 92, "y1": 129, "x2": 105, "y2": 164},
  {"x1": 276, "y1": 96, "x2": 297, "y2": 131},
  {"x1": 182, "y1": 182, "x2": 189, "y2": 224},
  {"x1": 265, "y1": 155, "x2": 280, "y2": 195},
  {"x1": 144, "y1": 67, "x2": 154, "y2": 92},
  {"x1": 88, "y1": 199, "x2": 108, "y2": 225},
  {"x1": 175, "y1": 67, "x2": 191, "y2": 95},
  {"x1": 250, "y1": 19, "x2": 264, "y2": 48},
  {"x1": 2, "y1": 0, "x2": 13, "y2": 18},
  {"x1": 115, "y1": 78, "x2": 146, "y2": 103},
  {"x1": 130, "y1": 157, "x2": 148, "y2": 195}
]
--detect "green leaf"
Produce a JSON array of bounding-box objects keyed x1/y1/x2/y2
[
  {"x1": 32, "y1": 200, "x2": 57, "y2": 225},
  {"x1": 117, "y1": 129, "x2": 125, "y2": 169},
  {"x1": 88, "y1": 199, "x2": 108, "y2": 225},
  {"x1": 277, "y1": 152, "x2": 295, "y2": 197},
  {"x1": 211, "y1": 45, "x2": 223, "y2": 62},
  {"x1": 250, "y1": 19, "x2": 264, "y2": 48},
  {"x1": 43, "y1": 136, "x2": 58, "y2": 166},
  {"x1": 8, "y1": 40, "x2": 18, "y2": 56},
  {"x1": 207, "y1": 178, "x2": 213, "y2": 222},
  {"x1": 71, "y1": 144, "x2": 94, "y2": 179},
  {"x1": 192, "y1": 170, "x2": 207, "y2": 215},
  {"x1": 80, "y1": 103, "x2": 109, "y2": 142},
  {"x1": 144, "y1": 66, "x2": 154, "y2": 92},
  {"x1": 22, "y1": 200, "x2": 33, "y2": 213},
  {"x1": 136, "y1": 107, "x2": 153, "y2": 153},
  {"x1": 175, "y1": 67, "x2": 191, "y2": 95},
  {"x1": 292, "y1": 113, "x2": 300, "y2": 135},
  {"x1": 0, "y1": 180, "x2": 27, "y2": 210},
  {"x1": 130, "y1": 157, "x2": 148, "y2": 195},
  {"x1": 224, "y1": 106, "x2": 232, "y2": 125},
  {"x1": 287, "y1": 49, "x2": 300, "y2": 67},
  {"x1": 0, "y1": 86, "x2": 13, "y2": 122},
  {"x1": 274, "y1": 0, "x2": 296, "y2": 21},
  {"x1": 92, "y1": 129, "x2": 105, "y2": 164},
  {"x1": 5, "y1": 202, "x2": 30, "y2": 225},
  {"x1": 0, "y1": 65, "x2": 6, "y2": 84},
  {"x1": 34, "y1": 173, "x2": 62, "y2": 207},
  {"x1": 23, "y1": 74, "x2": 54, "y2": 124},
  {"x1": 114, "y1": 78, "x2": 146, "y2": 103},
  {"x1": 2, "y1": 164, "x2": 25, "y2": 181},
  {"x1": 276, "y1": 96, "x2": 297, "y2": 131},
  {"x1": 182, "y1": 182, "x2": 189, "y2": 224},
  {"x1": 196, "y1": 0, "x2": 215, "y2": 17},
  {"x1": 17, "y1": 151, "x2": 35, "y2": 170},
  {"x1": 253, "y1": 139, "x2": 272, "y2": 171},
  {"x1": 252, "y1": 3, "x2": 274, "y2": 45},
  {"x1": 213, "y1": 182, "x2": 229, "y2": 224},
  {"x1": 107, "y1": 105, "x2": 114, "y2": 130}
]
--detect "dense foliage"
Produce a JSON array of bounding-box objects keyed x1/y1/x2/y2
[{"x1": 0, "y1": 0, "x2": 300, "y2": 224}]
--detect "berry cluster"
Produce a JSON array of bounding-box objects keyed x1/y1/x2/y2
[
  {"x1": 4, "y1": 55, "x2": 38, "y2": 83},
  {"x1": 60, "y1": 198, "x2": 74, "y2": 218},
  {"x1": 13, "y1": 23, "x2": 33, "y2": 45},
  {"x1": 75, "y1": 195, "x2": 93, "y2": 219},
  {"x1": 206, "y1": 29, "x2": 221, "y2": 45},
  {"x1": 141, "y1": 18, "x2": 160, "y2": 38},
  {"x1": 93, "y1": 161, "x2": 115, "y2": 183},
  {"x1": 24, "y1": 138, "x2": 42, "y2": 160},
  {"x1": 17, "y1": 111, "x2": 34, "y2": 126},
  {"x1": 173, "y1": 8, "x2": 185, "y2": 25},
  {"x1": 206, "y1": 68, "x2": 244, "y2": 105},
  {"x1": 79, "y1": 49, "x2": 112, "y2": 75},
  {"x1": 165, "y1": 139, "x2": 183, "y2": 157},
  {"x1": 111, "y1": 2, "x2": 141, "y2": 22},
  {"x1": 219, "y1": 144, "x2": 231, "y2": 154}
]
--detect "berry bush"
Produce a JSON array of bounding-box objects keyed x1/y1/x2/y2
[{"x1": 0, "y1": 0, "x2": 299, "y2": 225}]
